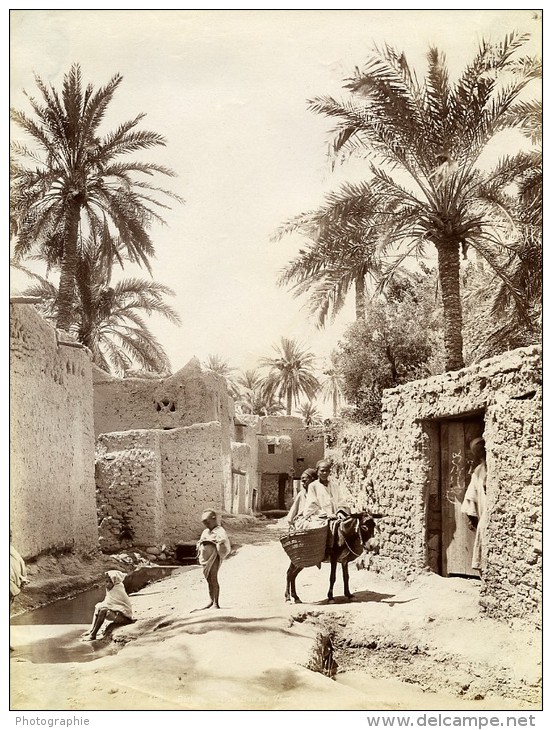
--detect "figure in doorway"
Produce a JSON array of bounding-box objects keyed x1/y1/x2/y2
[{"x1": 461, "y1": 436, "x2": 488, "y2": 572}]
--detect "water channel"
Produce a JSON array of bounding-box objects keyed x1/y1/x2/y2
[{"x1": 10, "y1": 565, "x2": 195, "y2": 664}]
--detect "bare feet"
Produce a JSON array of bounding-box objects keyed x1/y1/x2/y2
[{"x1": 190, "y1": 602, "x2": 213, "y2": 613}]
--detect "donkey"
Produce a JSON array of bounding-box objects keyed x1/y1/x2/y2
[{"x1": 285, "y1": 512, "x2": 381, "y2": 604}]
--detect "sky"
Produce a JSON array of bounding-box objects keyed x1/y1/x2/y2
[{"x1": 8, "y1": 8, "x2": 542, "y2": 388}]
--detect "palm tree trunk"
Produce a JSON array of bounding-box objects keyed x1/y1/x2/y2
[
  {"x1": 436, "y1": 241, "x2": 464, "y2": 371},
  {"x1": 332, "y1": 390, "x2": 337, "y2": 417},
  {"x1": 354, "y1": 273, "x2": 366, "y2": 320},
  {"x1": 56, "y1": 204, "x2": 80, "y2": 331},
  {"x1": 286, "y1": 390, "x2": 292, "y2": 416}
]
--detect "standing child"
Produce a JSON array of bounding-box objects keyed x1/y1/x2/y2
[{"x1": 193, "y1": 510, "x2": 231, "y2": 611}]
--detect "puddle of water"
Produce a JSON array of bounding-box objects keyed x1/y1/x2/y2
[
  {"x1": 9, "y1": 565, "x2": 197, "y2": 665},
  {"x1": 10, "y1": 625, "x2": 120, "y2": 664},
  {"x1": 10, "y1": 565, "x2": 193, "y2": 626}
]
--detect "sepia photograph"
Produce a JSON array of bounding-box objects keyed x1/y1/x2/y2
[{"x1": 8, "y1": 6, "x2": 542, "y2": 720}]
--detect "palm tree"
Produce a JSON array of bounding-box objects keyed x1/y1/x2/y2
[
  {"x1": 298, "y1": 401, "x2": 323, "y2": 426},
  {"x1": 233, "y1": 369, "x2": 285, "y2": 416},
  {"x1": 274, "y1": 182, "x2": 384, "y2": 325},
  {"x1": 463, "y1": 99, "x2": 542, "y2": 362},
  {"x1": 259, "y1": 338, "x2": 320, "y2": 416},
  {"x1": 13, "y1": 250, "x2": 180, "y2": 375},
  {"x1": 320, "y1": 354, "x2": 344, "y2": 417},
  {"x1": 308, "y1": 34, "x2": 541, "y2": 370},
  {"x1": 202, "y1": 354, "x2": 239, "y2": 396},
  {"x1": 10, "y1": 64, "x2": 182, "y2": 331}
]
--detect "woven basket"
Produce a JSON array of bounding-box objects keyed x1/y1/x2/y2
[{"x1": 280, "y1": 524, "x2": 328, "y2": 568}]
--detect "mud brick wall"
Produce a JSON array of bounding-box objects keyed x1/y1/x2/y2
[
  {"x1": 231, "y1": 441, "x2": 253, "y2": 514},
  {"x1": 482, "y1": 400, "x2": 542, "y2": 624},
  {"x1": 10, "y1": 304, "x2": 98, "y2": 558},
  {"x1": 94, "y1": 358, "x2": 233, "y2": 514},
  {"x1": 95, "y1": 423, "x2": 226, "y2": 549},
  {"x1": 290, "y1": 426, "x2": 325, "y2": 474},
  {"x1": 328, "y1": 346, "x2": 542, "y2": 623},
  {"x1": 160, "y1": 422, "x2": 225, "y2": 542},
  {"x1": 95, "y1": 430, "x2": 164, "y2": 551},
  {"x1": 257, "y1": 434, "x2": 293, "y2": 474},
  {"x1": 327, "y1": 423, "x2": 381, "y2": 513}
]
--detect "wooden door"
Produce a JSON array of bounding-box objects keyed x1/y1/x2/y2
[{"x1": 440, "y1": 418, "x2": 483, "y2": 577}]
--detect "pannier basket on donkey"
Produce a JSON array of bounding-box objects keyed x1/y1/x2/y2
[{"x1": 280, "y1": 524, "x2": 328, "y2": 568}]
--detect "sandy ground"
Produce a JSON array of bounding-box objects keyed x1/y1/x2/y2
[{"x1": 10, "y1": 520, "x2": 542, "y2": 711}]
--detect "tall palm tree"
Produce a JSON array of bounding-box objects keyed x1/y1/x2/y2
[
  {"x1": 308, "y1": 34, "x2": 541, "y2": 370},
  {"x1": 259, "y1": 338, "x2": 320, "y2": 416},
  {"x1": 14, "y1": 251, "x2": 180, "y2": 375},
  {"x1": 463, "y1": 99, "x2": 542, "y2": 362},
  {"x1": 10, "y1": 64, "x2": 182, "y2": 331},
  {"x1": 320, "y1": 354, "x2": 344, "y2": 417},
  {"x1": 274, "y1": 182, "x2": 385, "y2": 325}
]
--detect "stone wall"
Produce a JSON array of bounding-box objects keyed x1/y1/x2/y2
[
  {"x1": 10, "y1": 303, "x2": 98, "y2": 558},
  {"x1": 95, "y1": 423, "x2": 226, "y2": 550},
  {"x1": 328, "y1": 346, "x2": 542, "y2": 624}
]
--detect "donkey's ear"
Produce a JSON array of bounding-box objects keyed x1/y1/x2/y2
[{"x1": 371, "y1": 513, "x2": 384, "y2": 520}]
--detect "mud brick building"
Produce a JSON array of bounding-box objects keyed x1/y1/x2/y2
[{"x1": 329, "y1": 346, "x2": 542, "y2": 625}]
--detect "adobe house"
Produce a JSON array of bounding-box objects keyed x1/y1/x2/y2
[
  {"x1": 245, "y1": 416, "x2": 325, "y2": 511},
  {"x1": 330, "y1": 345, "x2": 542, "y2": 625},
  {"x1": 10, "y1": 301, "x2": 98, "y2": 558},
  {"x1": 93, "y1": 358, "x2": 234, "y2": 550},
  {"x1": 93, "y1": 361, "x2": 326, "y2": 548}
]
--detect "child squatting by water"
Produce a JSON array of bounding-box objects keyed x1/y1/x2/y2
[
  {"x1": 82, "y1": 570, "x2": 134, "y2": 640},
  {"x1": 192, "y1": 509, "x2": 231, "y2": 611}
]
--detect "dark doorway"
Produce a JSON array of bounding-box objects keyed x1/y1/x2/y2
[
  {"x1": 278, "y1": 473, "x2": 288, "y2": 510},
  {"x1": 427, "y1": 413, "x2": 484, "y2": 577}
]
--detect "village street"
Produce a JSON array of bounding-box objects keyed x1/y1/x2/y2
[{"x1": 10, "y1": 519, "x2": 541, "y2": 712}]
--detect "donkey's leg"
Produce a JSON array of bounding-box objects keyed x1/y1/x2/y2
[
  {"x1": 285, "y1": 562, "x2": 294, "y2": 602},
  {"x1": 286, "y1": 563, "x2": 303, "y2": 603},
  {"x1": 328, "y1": 559, "x2": 337, "y2": 602},
  {"x1": 343, "y1": 561, "x2": 354, "y2": 600}
]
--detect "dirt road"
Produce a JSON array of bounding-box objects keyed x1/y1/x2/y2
[{"x1": 10, "y1": 519, "x2": 541, "y2": 711}]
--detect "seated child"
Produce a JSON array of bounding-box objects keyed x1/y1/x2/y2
[
  {"x1": 82, "y1": 570, "x2": 134, "y2": 641},
  {"x1": 192, "y1": 510, "x2": 231, "y2": 611}
]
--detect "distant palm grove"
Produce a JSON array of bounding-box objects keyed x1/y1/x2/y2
[{"x1": 11, "y1": 32, "x2": 541, "y2": 423}]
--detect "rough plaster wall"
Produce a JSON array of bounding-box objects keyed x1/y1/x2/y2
[
  {"x1": 94, "y1": 359, "x2": 233, "y2": 518},
  {"x1": 95, "y1": 423, "x2": 226, "y2": 548},
  {"x1": 259, "y1": 416, "x2": 304, "y2": 434},
  {"x1": 327, "y1": 346, "x2": 542, "y2": 622},
  {"x1": 291, "y1": 426, "x2": 325, "y2": 473},
  {"x1": 257, "y1": 435, "x2": 293, "y2": 474},
  {"x1": 160, "y1": 423, "x2": 225, "y2": 543},
  {"x1": 95, "y1": 430, "x2": 164, "y2": 551},
  {"x1": 243, "y1": 423, "x2": 259, "y2": 513},
  {"x1": 328, "y1": 423, "x2": 381, "y2": 513},
  {"x1": 231, "y1": 441, "x2": 252, "y2": 514},
  {"x1": 10, "y1": 304, "x2": 98, "y2": 558},
  {"x1": 482, "y1": 400, "x2": 542, "y2": 625},
  {"x1": 93, "y1": 359, "x2": 230, "y2": 436}
]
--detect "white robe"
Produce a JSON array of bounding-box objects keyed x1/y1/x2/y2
[
  {"x1": 301, "y1": 479, "x2": 350, "y2": 525},
  {"x1": 461, "y1": 462, "x2": 487, "y2": 570}
]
